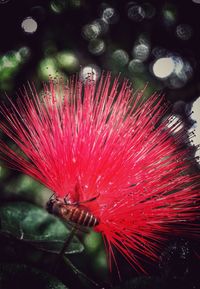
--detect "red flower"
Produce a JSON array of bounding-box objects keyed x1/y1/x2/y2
[{"x1": 0, "y1": 74, "x2": 199, "y2": 272}]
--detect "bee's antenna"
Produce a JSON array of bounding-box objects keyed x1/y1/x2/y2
[
  {"x1": 50, "y1": 193, "x2": 55, "y2": 200},
  {"x1": 71, "y1": 192, "x2": 100, "y2": 205}
]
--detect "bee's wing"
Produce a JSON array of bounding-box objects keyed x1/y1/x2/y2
[{"x1": 64, "y1": 219, "x2": 90, "y2": 234}]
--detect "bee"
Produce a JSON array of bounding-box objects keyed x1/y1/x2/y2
[{"x1": 46, "y1": 194, "x2": 100, "y2": 227}]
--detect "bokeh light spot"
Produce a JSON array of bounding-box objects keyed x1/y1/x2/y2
[
  {"x1": 102, "y1": 7, "x2": 118, "y2": 24},
  {"x1": 1, "y1": 51, "x2": 21, "y2": 69},
  {"x1": 176, "y1": 24, "x2": 193, "y2": 40},
  {"x1": 162, "y1": 4, "x2": 177, "y2": 26},
  {"x1": 177, "y1": 60, "x2": 192, "y2": 81},
  {"x1": 18, "y1": 47, "x2": 31, "y2": 61},
  {"x1": 128, "y1": 59, "x2": 145, "y2": 74},
  {"x1": 88, "y1": 39, "x2": 105, "y2": 55},
  {"x1": 21, "y1": 17, "x2": 38, "y2": 34},
  {"x1": 133, "y1": 43, "x2": 150, "y2": 61},
  {"x1": 151, "y1": 54, "x2": 192, "y2": 88},
  {"x1": 82, "y1": 22, "x2": 101, "y2": 40},
  {"x1": 194, "y1": 149, "x2": 200, "y2": 165},
  {"x1": 153, "y1": 57, "x2": 174, "y2": 78},
  {"x1": 56, "y1": 51, "x2": 79, "y2": 71},
  {"x1": 191, "y1": 97, "x2": 200, "y2": 127},
  {"x1": 50, "y1": 0, "x2": 67, "y2": 13},
  {"x1": 127, "y1": 3, "x2": 145, "y2": 22},
  {"x1": 188, "y1": 96, "x2": 200, "y2": 165},
  {"x1": 80, "y1": 65, "x2": 100, "y2": 82},
  {"x1": 173, "y1": 56, "x2": 184, "y2": 75},
  {"x1": 111, "y1": 49, "x2": 129, "y2": 67},
  {"x1": 167, "y1": 58, "x2": 193, "y2": 89}
]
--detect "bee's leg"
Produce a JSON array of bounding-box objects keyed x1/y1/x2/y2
[
  {"x1": 64, "y1": 257, "x2": 103, "y2": 288},
  {"x1": 59, "y1": 225, "x2": 78, "y2": 258},
  {"x1": 63, "y1": 196, "x2": 68, "y2": 204},
  {"x1": 57, "y1": 224, "x2": 103, "y2": 288},
  {"x1": 53, "y1": 225, "x2": 78, "y2": 272}
]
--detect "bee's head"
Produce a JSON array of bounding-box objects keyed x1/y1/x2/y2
[{"x1": 46, "y1": 196, "x2": 56, "y2": 214}]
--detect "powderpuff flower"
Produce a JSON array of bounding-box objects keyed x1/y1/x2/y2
[{"x1": 0, "y1": 74, "x2": 199, "y2": 272}]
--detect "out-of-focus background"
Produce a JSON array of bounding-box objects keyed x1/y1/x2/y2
[{"x1": 0, "y1": 1, "x2": 200, "y2": 289}]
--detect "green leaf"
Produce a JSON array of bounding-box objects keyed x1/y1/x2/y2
[
  {"x1": 0, "y1": 263, "x2": 68, "y2": 289},
  {"x1": 0, "y1": 201, "x2": 84, "y2": 254}
]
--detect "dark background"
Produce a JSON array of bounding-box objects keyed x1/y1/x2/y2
[{"x1": 0, "y1": 0, "x2": 200, "y2": 103}]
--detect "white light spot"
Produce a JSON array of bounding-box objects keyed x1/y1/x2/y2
[
  {"x1": 103, "y1": 7, "x2": 114, "y2": 20},
  {"x1": 80, "y1": 65, "x2": 100, "y2": 82},
  {"x1": 188, "y1": 125, "x2": 200, "y2": 166},
  {"x1": 133, "y1": 43, "x2": 150, "y2": 61},
  {"x1": 188, "y1": 96, "x2": 200, "y2": 165},
  {"x1": 194, "y1": 149, "x2": 200, "y2": 165},
  {"x1": 21, "y1": 17, "x2": 38, "y2": 34},
  {"x1": 153, "y1": 57, "x2": 175, "y2": 78},
  {"x1": 102, "y1": 7, "x2": 118, "y2": 24},
  {"x1": 191, "y1": 97, "x2": 200, "y2": 126}
]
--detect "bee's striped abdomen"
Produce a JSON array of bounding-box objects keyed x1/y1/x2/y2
[{"x1": 60, "y1": 204, "x2": 99, "y2": 227}]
